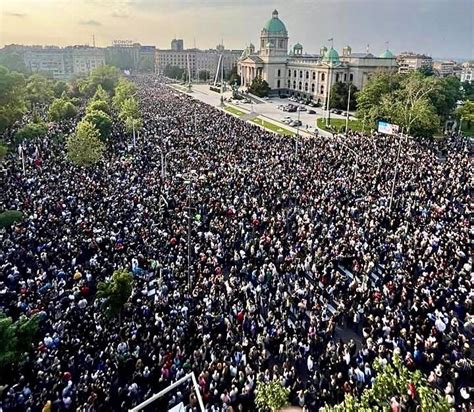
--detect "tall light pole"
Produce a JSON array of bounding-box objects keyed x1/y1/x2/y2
[
  {"x1": 345, "y1": 82, "x2": 352, "y2": 135},
  {"x1": 325, "y1": 65, "x2": 333, "y2": 128}
]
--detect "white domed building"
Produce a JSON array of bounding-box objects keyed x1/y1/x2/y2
[{"x1": 238, "y1": 10, "x2": 397, "y2": 104}]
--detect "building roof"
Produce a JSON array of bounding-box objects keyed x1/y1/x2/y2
[
  {"x1": 294, "y1": 43, "x2": 303, "y2": 50},
  {"x1": 262, "y1": 10, "x2": 287, "y2": 34},
  {"x1": 323, "y1": 47, "x2": 340, "y2": 64},
  {"x1": 380, "y1": 49, "x2": 395, "y2": 58}
]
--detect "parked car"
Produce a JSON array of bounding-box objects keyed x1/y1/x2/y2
[
  {"x1": 290, "y1": 120, "x2": 302, "y2": 127},
  {"x1": 308, "y1": 110, "x2": 316, "y2": 114},
  {"x1": 287, "y1": 107, "x2": 297, "y2": 112},
  {"x1": 297, "y1": 106, "x2": 307, "y2": 111},
  {"x1": 280, "y1": 94, "x2": 288, "y2": 98}
]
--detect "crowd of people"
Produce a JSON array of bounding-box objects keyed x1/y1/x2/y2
[{"x1": 0, "y1": 75, "x2": 472, "y2": 411}]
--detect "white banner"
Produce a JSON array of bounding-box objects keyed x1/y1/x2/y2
[{"x1": 378, "y1": 121, "x2": 400, "y2": 135}]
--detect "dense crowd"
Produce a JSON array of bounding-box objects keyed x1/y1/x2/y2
[{"x1": 0, "y1": 76, "x2": 472, "y2": 412}]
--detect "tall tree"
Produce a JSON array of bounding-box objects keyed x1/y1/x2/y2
[
  {"x1": 80, "y1": 65, "x2": 120, "y2": 97},
  {"x1": 14, "y1": 121, "x2": 48, "y2": 145},
  {"x1": 255, "y1": 380, "x2": 290, "y2": 412},
  {"x1": 66, "y1": 120, "x2": 105, "y2": 166},
  {"x1": 0, "y1": 65, "x2": 26, "y2": 133},
  {"x1": 198, "y1": 70, "x2": 210, "y2": 81},
  {"x1": 25, "y1": 74, "x2": 54, "y2": 107},
  {"x1": 97, "y1": 269, "x2": 134, "y2": 319},
  {"x1": 428, "y1": 76, "x2": 461, "y2": 122},
  {"x1": 248, "y1": 76, "x2": 270, "y2": 97},
  {"x1": 456, "y1": 100, "x2": 474, "y2": 130},
  {"x1": 83, "y1": 110, "x2": 113, "y2": 140},
  {"x1": 0, "y1": 312, "x2": 39, "y2": 376},
  {"x1": 48, "y1": 98, "x2": 77, "y2": 121},
  {"x1": 112, "y1": 78, "x2": 136, "y2": 110},
  {"x1": 119, "y1": 97, "x2": 140, "y2": 123},
  {"x1": 330, "y1": 82, "x2": 358, "y2": 110},
  {"x1": 163, "y1": 65, "x2": 185, "y2": 80}
]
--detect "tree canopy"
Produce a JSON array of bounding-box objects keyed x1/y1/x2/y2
[
  {"x1": 48, "y1": 98, "x2": 77, "y2": 121},
  {"x1": 97, "y1": 269, "x2": 134, "y2": 318},
  {"x1": 255, "y1": 380, "x2": 290, "y2": 412},
  {"x1": 25, "y1": 74, "x2": 54, "y2": 106},
  {"x1": 83, "y1": 110, "x2": 113, "y2": 140},
  {"x1": 163, "y1": 65, "x2": 185, "y2": 80},
  {"x1": 248, "y1": 76, "x2": 270, "y2": 97},
  {"x1": 66, "y1": 120, "x2": 105, "y2": 166},
  {"x1": 330, "y1": 82, "x2": 358, "y2": 111},
  {"x1": 79, "y1": 65, "x2": 120, "y2": 97},
  {"x1": 14, "y1": 121, "x2": 48, "y2": 145},
  {"x1": 0, "y1": 65, "x2": 26, "y2": 133}
]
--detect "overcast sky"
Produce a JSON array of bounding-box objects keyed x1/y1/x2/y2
[{"x1": 1, "y1": 0, "x2": 473, "y2": 59}]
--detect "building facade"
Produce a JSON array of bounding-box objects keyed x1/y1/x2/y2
[
  {"x1": 171, "y1": 39, "x2": 184, "y2": 52},
  {"x1": 460, "y1": 62, "x2": 473, "y2": 83},
  {"x1": 22, "y1": 46, "x2": 105, "y2": 79},
  {"x1": 397, "y1": 52, "x2": 433, "y2": 74},
  {"x1": 156, "y1": 40, "x2": 242, "y2": 79},
  {"x1": 238, "y1": 10, "x2": 397, "y2": 103}
]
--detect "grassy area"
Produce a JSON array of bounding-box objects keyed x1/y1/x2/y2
[
  {"x1": 317, "y1": 117, "x2": 365, "y2": 133},
  {"x1": 252, "y1": 117, "x2": 295, "y2": 136},
  {"x1": 224, "y1": 105, "x2": 246, "y2": 117}
]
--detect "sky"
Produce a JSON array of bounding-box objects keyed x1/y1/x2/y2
[{"x1": 0, "y1": 0, "x2": 473, "y2": 59}]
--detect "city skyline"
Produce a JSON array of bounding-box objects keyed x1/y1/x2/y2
[{"x1": 1, "y1": 0, "x2": 473, "y2": 60}]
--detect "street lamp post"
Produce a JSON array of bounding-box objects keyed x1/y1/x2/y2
[{"x1": 345, "y1": 83, "x2": 352, "y2": 135}]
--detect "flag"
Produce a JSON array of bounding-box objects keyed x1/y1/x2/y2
[{"x1": 328, "y1": 38, "x2": 333, "y2": 42}]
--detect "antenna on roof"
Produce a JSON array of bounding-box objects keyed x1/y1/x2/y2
[
  {"x1": 385, "y1": 40, "x2": 389, "y2": 50},
  {"x1": 366, "y1": 43, "x2": 370, "y2": 54},
  {"x1": 92, "y1": 34, "x2": 96, "y2": 47}
]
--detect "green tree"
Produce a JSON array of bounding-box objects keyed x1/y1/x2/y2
[
  {"x1": 66, "y1": 120, "x2": 105, "y2": 166},
  {"x1": 461, "y1": 81, "x2": 474, "y2": 101},
  {"x1": 0, "y1": 65, "x2": 26, "y2": 133},
  {"x1": 248, "y1": 76, "x2": 271, "y2": 97},
  {"x1": 112, "y1": 78, "x2": 136, "y2": 110},
  {"x1": 48, "y1": 98, "x2": 77, "y2": 121},
  {"x1": 119, "y1": 97, "x2": 140, "y2": 123},
  {"x1": 228, "y1": 65, "x2": 241, "y2": 86},
  {"x1": 81, "y1": 65, "x2": 120, "y2": 97},
  {"x1": 417, "y1": 65, "x2": 435, "y2": 77},
  {"x1": 0, "y1": 51, "x2": 28, "y2": 73},
  {"x1": 0, "y1": 210, "x2": 23, "y2": 228},
  {"x1": 163, "y1": 65, "x2": 185, "y2": 80},
  {"x1": 428, "y1": 76, "x2": 461, "y2": 122},
  {"x1": 0, "y1": 312, "x2": 39, "y2": 376},
  {"x1": 330, "y1": 82, "x2": 358, "y2": 110},
  {"x1": 325, "y1": 354, "x2": 449, "y2": 412},
  {"x1": 53, "y1": 80, "x2": 69, "y2": 98},
  {"x1": 83, "y1": 110, "x2": 112, "y2": 140},
  {"x1": 356, "y1": 71, "x2": 402, "y2": 129},
  {"x1": 198, "y1": 70, "x2": 210, "y2": 82},
  {"x1": 14, "y1": 121, "x2": 48, "y2": 145},
  {"x1": 25, "y1": 74, "x2": 54, "y2": 106},
  {"x1": 456, "y1": 100, "x2": 474, "y2": 130},
  {"x1": 138, "y1": 54, "x2": 155, "y2": 72},
  {"x1": 124, "y1": 116, "x2": 143, "y2": 133},
  {"x1": 97, "y1": 269, "x2": 134, "y2": 319},
  {"x1": 86, "y1": 99, "x2": 110, "y2": 115},
  {"x1": 91, "y1": 84, "x2": 110, "y2": 103},
  {"x1": 255, "y1": 380, "x2": 290, "y2": 412}
]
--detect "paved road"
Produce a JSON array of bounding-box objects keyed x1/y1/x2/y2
[{"x1": 176, "y1": 84, "x2": 351, "y2": 138}]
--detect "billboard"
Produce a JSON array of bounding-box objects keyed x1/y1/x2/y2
[{"x1": 378, "y1": 121, "x2": 400, "y2": 135}]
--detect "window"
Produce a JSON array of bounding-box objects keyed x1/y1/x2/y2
[
  {"x1": 312, "y1": 72, "x2": 316, "y2": 80},
  {"x1": 305, "y1": 82, "x2": 308, "y2": 91},
  {"x1": 306, "y1": 71, "x2": 309, "y2": 79},
  {"x1": 311, "y1": 84, "x2": 315, "y2": 92},
  {"x1": 293, "y1": 81, "x2": 296, "y2": 89},
  {"x1": 277, "y1": 80, "x2": 281, "y2": 88},
  {"x1": 321, "y1": 73, "x2": 325, "y2": 81},
  {"x1": 277, "y1": 69, "x2": 281, "y2": 77},
  {"x1": 320, "y1": 85, "x2": 324, "y2": 94},
  {"x1": 288, "y1": 70, "x2": 291, "y2": 77},
  {"x1": 294, "y1": 70, "x2": 297, "y2": 77},
  {"x1": 344, "y1": 73, "x2": 347, "y2": 82},
  {"x1": 299, "y1": 81, "x2": 302, "y2": 90},
  {"x1": 335, "y1": 73, "x2": 340, "y2": 82},
  {"x1": 349, "y1": 73, "x2": 354, "y2": 81},
  {"x1": 288, "y1": 80, "x2": 291, "y2": 88},
  {"x1": 299, "y1": 70, "x2": 303, "y2": 78}
]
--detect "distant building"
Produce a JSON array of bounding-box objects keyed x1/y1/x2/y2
[
  {"x1": 67, "y1": 46, "x2": 106, "y2": 76},
  {"x1": 397, "y1": 52, "x2": 433, "y2": 74},
  {"x1": 460, "y1": 62, "x2": 474, "y2": 83},
  {"x1": 238, "y1": 10, "x2": 397, "y2": 103},
  {"x1": 155, "y1": 42, "x2": 242, "y2": 79},
  {"x1": 433, "y1": 60, "x2": 460, "y2": 77},
  {"x1": 171, "y1": 39, "x2": 184, "y2": 52}
]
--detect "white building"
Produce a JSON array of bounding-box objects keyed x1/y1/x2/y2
[
  {"x1": 433, "y1": 60, "x2": 458, "y2": 77},
  {"x1": 397, "y1": 52, "x2": 433, "y2": 74},
  {"x1": 23, "y1": 46, "x2": 105, "y2": 79},
  {"x1": 460, "y1": 62, "x2": 473, "y2": 83},
  {"x1": 238, "y1": 10, "x2": 397, "y2": 104},
  {"x1": 156, "y1": 41, "x2": 242, "y2": 79}
]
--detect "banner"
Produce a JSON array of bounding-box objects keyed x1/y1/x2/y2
[{"x1": 378, "y1": 121, "x2": 400, "y2": 135}]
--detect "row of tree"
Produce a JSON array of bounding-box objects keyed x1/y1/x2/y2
[{"x1": 66, "y1": 66, "x2": 142, "y2": 166}]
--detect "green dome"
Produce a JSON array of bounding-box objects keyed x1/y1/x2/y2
[
  {"x1": 323, "y1": 47, "x2": 340, "y2": 64},
  {"x1": 380, "y1": 49, "x2": 394, "y2": 58},
  {"x1": 262, "y1": 10, "x2": 287, "y2": 34},
  {"x1": 294, "y1": 43, "x2": 303, "y2": 50}
]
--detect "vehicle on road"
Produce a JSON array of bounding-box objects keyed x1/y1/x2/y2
[
  {"x1": 297, "y1": 106, "x2": 307, "y2": 112},
  {"x1": 308, "y1": 110, "x2": 316, "y2": 114},
  {"x1": 290, "y1": 120, "x2": 302, "y2": 127}
]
